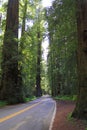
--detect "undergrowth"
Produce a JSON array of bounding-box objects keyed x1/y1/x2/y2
[
  {"x1": 67, "y1": 112, "x2": 87, "y2": 129},
  {"x1": 67, "y1": 112, "x2": 73, "y2": 121},
  {"x1": 24, "y1": 96, "x2": 37, "y2": 102},
  {"x1": 54, "y1": 95, "x2": 77, "y2": 101},
  {"x1": 0, "y1": 101, "x2": 8, "y2": 107},
  {"x1": 0, "y1": 96, "x2": 36, "y2": 107}
]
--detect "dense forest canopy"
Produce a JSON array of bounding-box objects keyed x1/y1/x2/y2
[{"x1": 0, "y1": 0, "x2": 87, "y2": 120}]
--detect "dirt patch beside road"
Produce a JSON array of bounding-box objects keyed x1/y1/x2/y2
[{"x1": 52, "y1": 100, "x2": 86, "y2": 130}]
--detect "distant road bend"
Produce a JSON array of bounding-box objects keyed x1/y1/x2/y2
[{"x1": 0, "y1": 95, "x2": 56, "y2": 130}]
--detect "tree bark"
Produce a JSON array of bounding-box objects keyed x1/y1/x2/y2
[
  {"x1": 0, "y1": 0, "x2": 24, "y2": 104},
  {"x1": 36, "y1": 31, "x2": 42, "y2": 97},
  {"x1": 72, "y1": 0, "x2": 87, "y2": 119}
]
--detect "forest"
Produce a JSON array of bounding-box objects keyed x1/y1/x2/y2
[{"x1": 0, "y1": 0, "x2": 87, "y2": 120}]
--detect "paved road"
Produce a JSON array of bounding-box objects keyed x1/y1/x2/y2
[{"x1": 0, "y1": 95, "x2": 56, "y2": 130}]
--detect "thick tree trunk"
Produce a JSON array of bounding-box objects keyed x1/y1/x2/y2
[
  {"x1": 0, "y1": 0, "x2": 24, "y2": 104},
  {"x1": 72, "y1": 0, "x2": 87, "y2": 119},
  {"x1": 36, "y1": 32, "x2": 42, "y2": 97}
]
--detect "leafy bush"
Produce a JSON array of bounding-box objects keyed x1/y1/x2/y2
[
  {"x1": 54, "y1": 95, "x2": 77, "y2": 101},
  {"x1": 24, "y1": 96, "x2": 36, "y2": 102},
  {"x1": 0, "y1": 101, "x2": 7, "y2": 107}
]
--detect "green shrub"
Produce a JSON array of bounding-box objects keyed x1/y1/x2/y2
[
  {"x1": 54, "y1": 95, "x2": 73, "y2": 101},
  {"x1": 72, "y1": 95, "x2": 77, "y2": 101},
  {"x1": 0, "y1": 101, "x2": 7, "y2": 107},
  {"x1": 24, "y1": 96, "x2": 36, "y2": 102}
]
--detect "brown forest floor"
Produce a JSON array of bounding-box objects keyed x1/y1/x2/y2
[{"x1": 52, "y1": 100, "x2": 87, "y2": 130}]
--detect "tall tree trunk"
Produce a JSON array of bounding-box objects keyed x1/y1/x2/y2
[
  {"x1": 72, "y1": 0, "x2": 87, "y2": 119},
  {"x1": 36, "y1": 31, "x2": 42, "y2": 97},
  {"x1": 0, "y1": 0, "x2": 24, "y2": 104}
]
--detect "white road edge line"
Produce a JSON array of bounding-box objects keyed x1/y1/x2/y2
[{"x1": 49, "y1": 100, "x2": 57, "y2": 130}]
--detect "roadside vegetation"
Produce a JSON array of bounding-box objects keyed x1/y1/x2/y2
[
  {"x1": 0, "y1": 101, "x2": 8, "y2": 107},
  {"x1": 0, "y1": 96, "x2": 37, "y2": 107},
  {"x1": 54, "y1": 95, "x2": 77, "y2": 101},
  {"x1": 24, "y1": 96, "x2": 37, "y2": 102}
]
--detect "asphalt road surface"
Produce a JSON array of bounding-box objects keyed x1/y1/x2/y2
[{"x1": 0, "y1": 95, "x2": 56, "y2": 130}]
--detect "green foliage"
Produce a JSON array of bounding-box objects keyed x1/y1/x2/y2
[
  {"x1": 0, "y1": 36, "x2": 2, "y2": 76},
  {"x1": 0, "y1": 1, "x2": 7, "y2": 79},
  {"x1": 47, "y1": 0, "x2": 78, "y2": 96},
  {"x1": 67, "y1": 112, "x2": 74, "y2": 121},
  {"x1": 18, "y1": 0, "x2": 46, "y2": 97},
  {"x1": 0, "y1": 101, "x2": 7, "y2": 107},
  {"x1": 54, "y1": 95, "x2": 76, "y2": 101},
  {"x1": 41, "y1": 60, "x2": 50, "y2": 94},
  {"x1": 72, "y1": 95, "x2": 77, "y2": 101},
  {"x1": 19, "y1": 30, "x2": 37, "y2": 97},
  {"x1": 24, "y1": 96, "x2": 36, "y2": 102},
  {"x1": 0, "y1": 97, "x2": 36, "y2": 107}
]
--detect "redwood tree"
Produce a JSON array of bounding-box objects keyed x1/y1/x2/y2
[
  {"x1": 36, "y1": 31, "x2": 42, "y2": 97},
  {"x1": 0, "y1": 0, "x2": 24, "y2": 104},
  {"x1": 72, "y1": 0, "x2": 87, "y2": 119}
]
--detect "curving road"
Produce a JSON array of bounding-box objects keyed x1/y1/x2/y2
[{"x1": 0, "y1": 95, "x2": 56, "y2": 130}]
